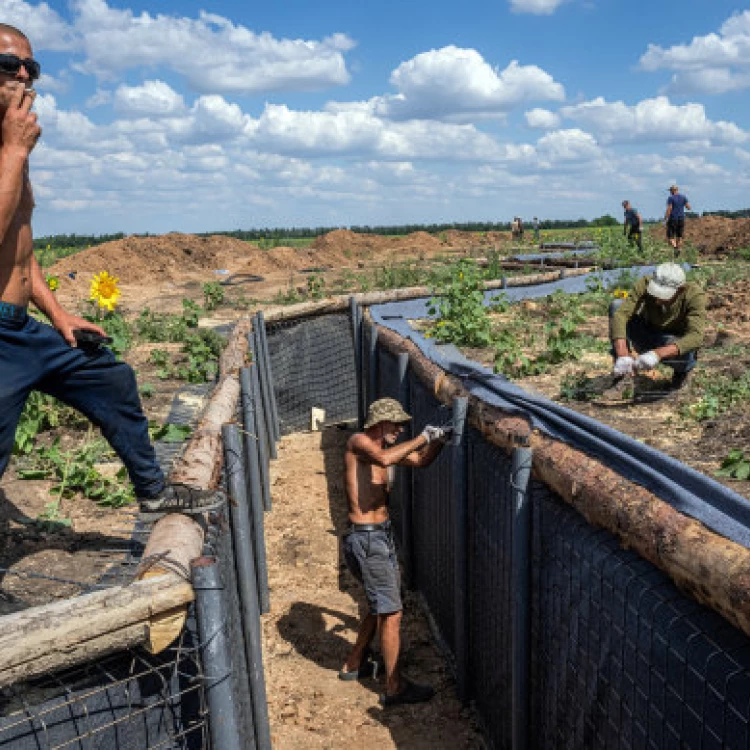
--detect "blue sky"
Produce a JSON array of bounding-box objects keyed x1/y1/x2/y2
[{"x1": 5, "y1": 0, "x2": 750, "y2": 235}]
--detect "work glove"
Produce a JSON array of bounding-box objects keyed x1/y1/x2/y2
[
  {"x1": 420, "y1": 425, "x2": 448, "y2": 444},
  {"x1": 635, "y1": 351, "x2": 660, "y2": 370},
  {"x1": 613, "y1": 356, "x2": 635, "y2": 377}
]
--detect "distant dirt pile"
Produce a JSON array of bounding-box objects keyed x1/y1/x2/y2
[
  {"x1": 48, "y1": 232, "x2": 356, "y2": 285},
  {"x1": 48, "y1": 228, "x2": 505, "y2": 287},
  {"x1": 48, "y1": 233, "x2": 259, "y2": 285},
  {"x1": 650, "y1": 216, "x2": 750, "y2": 256}
]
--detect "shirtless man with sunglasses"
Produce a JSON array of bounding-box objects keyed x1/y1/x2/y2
[{"x1": 0, "y1": 24, "x2": 223, "y2": 517}]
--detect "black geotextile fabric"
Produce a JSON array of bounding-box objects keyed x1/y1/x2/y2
[
  {"x1": 370, "y1": 266, "x2": 750, "y2": 549},
  {"x1": 410, "y1": 372, "x2": 457, "y2": 652},
  {"x1": 466, "y1": 431, "x2": 514, "y2": 750},
  {"x1": 265, "y1": 313, "x2": 358, "y2": 435},
  {"x1": 0, "y1": 619, "x2": 207, "y2": 750},
  {"x1": 530, "y1": 482, "x2": 750, "y2": 750}
]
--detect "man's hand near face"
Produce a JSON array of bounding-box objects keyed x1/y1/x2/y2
[{"x1": 1, "y1": 83, "x2": 40, "y2": 156}]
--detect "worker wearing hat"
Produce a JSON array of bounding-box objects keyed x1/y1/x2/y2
[
  {"x1": 609, "y1": 262, "x2": 707, "y2": 390},
  {"x1": 339, "y1": 397, "x2": 451, "y2": 706},
  {"x1": 665, "y1": 184, "x2": 692, "y2": 255}
]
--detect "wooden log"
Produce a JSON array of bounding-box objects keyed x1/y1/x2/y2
[
  {"x1": 220, "y1": 318, "x2": 252, "y2": 377},
  {"x1": 169, "y1": 376, "x2": 240, "y2": 488},
  {"x1": 262, "y1": 266, "x2": 595, "y2": 323},
  {"x1": 136, "y1": 513, "x2": 206, "y2": 653},
  {"x1": 0, "y1": 573, "x2": 194, "y2": 688},
  {"x1": 0, "y1": 623, "x2": 147, "y2": 689},
  {"x1": 374, "y1": 322, "x2": 750, "y2": 638}
]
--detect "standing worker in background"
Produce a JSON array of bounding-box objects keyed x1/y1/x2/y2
[
  {"x1": 621, "y1": 200, "x2": 643, "y2": 252},
  {"x1": 340, "y1": 398, "x2": 450, "y2": 706},
  {"x1": 532, "y1": 216, "x2": 541, "y2": 244},
  {"x1": 0, "y1": 23, "x2": 222, "y2": 517},
  {"x1": 511, "y1": 216, "x2": 521, "y2": 241},
  {"x1": 665, "y1": 184, "x2": 691, "y2": 256}
]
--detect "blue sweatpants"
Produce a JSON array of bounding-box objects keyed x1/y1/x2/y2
[
  {"x1": 608, "y1": 300, "x2": 696, "y2": 374},
  {"x1": 0, "y1": 312, "x2": 165, "y2": 498}
]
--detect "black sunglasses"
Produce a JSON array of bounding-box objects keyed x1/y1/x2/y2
[{"x1": 0, "y1": 54, "x2": 41, "y2": 81}]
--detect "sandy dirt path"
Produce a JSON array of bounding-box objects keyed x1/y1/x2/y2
[{"x1": 262, "y1": 428, "x2": 485, "y2": 749}]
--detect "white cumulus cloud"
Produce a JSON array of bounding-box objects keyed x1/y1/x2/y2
[
  {"x1": 509, "y1": 0, "x2": 566, "y2": 15},
  {"x1": 248, "y1": 103, "x2": 504, "y2": 161},
  {"x1": 525, "y1": 108, "x2": 561, "y2": 129},
  {"x1": 639, "y1": 11, "x2": 750, "y2": 94},
  {"x1": 114, "y1": 80, "x2": 185, "y2": 118},
  {"x1": 70, "y1": 0, "x2": 354, "y2": 93},
  {"x1": 561, "y1": 96, "x2": 747, "y2": 146},
  {"x1": 0, "y1": 0, "x2": 76, "y2": 50},
  {"x1": 536, "y1": 129, "x2": 601, "y2": 163},
  {"x1": 372, "y1": 46, "x2": 564, "y2": 121}
]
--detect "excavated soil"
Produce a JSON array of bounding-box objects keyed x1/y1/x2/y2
[
  {"x1": 264, "y1": 428, "x2": 484, "y2": 749},
  {"x1": 46, "y1": 228, "x2": 502, "y2": 314},
  {"x1": 650, "y1": 215, "x2": 750, "y2": 256}
]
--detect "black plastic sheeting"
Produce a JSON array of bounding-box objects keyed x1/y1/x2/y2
[{"x1": 370, "y1": 266, "x2": 750, "y2": 549}]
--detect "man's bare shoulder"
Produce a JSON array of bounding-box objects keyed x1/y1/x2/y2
[
  {"x1": 347, "y1": 432, "x2": 383, "y2": 464},
  {"x1": 347, "y1": 431, "x2": 370, "y2": 452}
]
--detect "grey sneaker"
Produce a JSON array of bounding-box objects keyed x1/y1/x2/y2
[{"x1": 138, "y1": 484, "x2": 226, "y2": 519}]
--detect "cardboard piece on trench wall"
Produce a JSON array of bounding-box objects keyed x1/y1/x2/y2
[{"x1": 311, "y1": 407, "x2": 326, "y2": 431}]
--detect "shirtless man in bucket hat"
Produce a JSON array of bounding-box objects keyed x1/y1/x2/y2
[{"x1": 339, "y1": 397, "x2": 450, "y2": 706}]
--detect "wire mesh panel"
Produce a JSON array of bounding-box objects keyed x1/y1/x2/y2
[
  {"x1": 0, "y1": 622, "x2": 207, "y2": 749},
  {"x1": 530, "y1": 482, "x2": 750, "y2": 750},
  {"x1": 265, "y1": 313, "x2": 358, "y2": 435},
  {"x1": 410, "y1": 372, "x2": 457, "y2": 652},
  {"x1": 467, "y1": 430, "x2": 514, "y2": 750}
]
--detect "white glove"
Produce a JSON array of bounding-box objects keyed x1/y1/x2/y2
[
  {"x1": 613, "y1": 356, "x2": 635, "y2": 376},
  {"x1": 420, "y1": 425, "x2": 446, "y2": 444},
  {"x1": 635, "y1": 351, "x2": 660, "y2": 370}
]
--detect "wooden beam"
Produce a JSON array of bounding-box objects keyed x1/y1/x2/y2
[
  {"x1": 135, "y1": 513, "x2": 206, "y2": 654},
  {"x1": 169, "y1": 376, "x2": 240, "y2": 488},
  {"x1": 0, "y1": 573, "x2": 194, "y2": 688},
  {"x1": 262, "y1": 267, "x2": 595, "y2": 323}
]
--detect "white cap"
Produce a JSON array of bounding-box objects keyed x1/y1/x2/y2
[{"x1": 647, "y1": 263, "x2": 686, "y2": 300}]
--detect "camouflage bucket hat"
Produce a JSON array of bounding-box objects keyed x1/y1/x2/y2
[{"x1": 364, "y1": 398, "x2": 412, "y2": 429}]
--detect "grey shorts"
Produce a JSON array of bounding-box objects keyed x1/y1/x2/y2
[{"x1": 342, "y1": 524, "x2": 402, "y2": 615}]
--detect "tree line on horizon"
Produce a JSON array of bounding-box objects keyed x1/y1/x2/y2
[{"x1": 33, "y1": 207, "x2": 749, "y2": 251}]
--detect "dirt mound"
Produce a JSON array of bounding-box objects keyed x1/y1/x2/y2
[
  {"x1": 48, "y1": 233, "x2": 260, "y2": 285},
  {"x1": 650, "y1": 216, "x2": 750, "y2": 256},
  {"x1": 47, "y1": 227, "x2": 515, "y2": 290},
  {"x1": 310, "y1": 228, "x2": 447, "y2": 259},
  {"x1": 47, "y1": 232, "x2": 359, "y2": 285},
  {"x1": 444, "y1": 229, "x2": 508, "y2": 247}
]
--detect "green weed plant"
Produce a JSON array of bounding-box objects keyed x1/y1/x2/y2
[{"x1": 428, "y1": 260, "x2": 492, "y2": 348}]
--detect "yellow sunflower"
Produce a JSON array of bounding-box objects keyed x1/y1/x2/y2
[
  {"x1": 46, "y1": 275, "x2": 59, "y2": 291},
  {"x1": 613, "y1": 289, "x2": 629, "y2": 299},
  {"x1": 90, "y1": 271, "x2": 121, "y2": 312}
]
